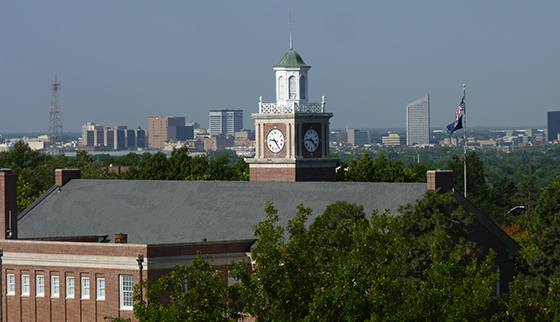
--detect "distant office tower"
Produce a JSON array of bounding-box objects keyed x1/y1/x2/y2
[
  {"x1": 547, "y1": 111, "x2": 560, "y2": 141},
  {"x1": 148, "y1": 116, "x2": 193, "y2": 149},
  {"x1": 81, "y1": 122, "x2": 104, "y2": 146},
  {"x1": 135, "y1": 128, "x2": 147, "y2": 148},
  {"x1": 125, "y1": 129, "x2": 136, "y2": 148},
  {"x1": 113, "y1": 126, "x2": 127, "y2": 150},
  {"x1": 104, "y1": 128, "x2": 115, "y2": 148},
  {"x1": 347, "y1": 129, "x2": 370, "y2": 146},
  {"x1": 406, "y1": 94, "x2": 430, "y2": 145},
  {"x1": 209, "y1": 109, "x2": 243, "y2": 136}
]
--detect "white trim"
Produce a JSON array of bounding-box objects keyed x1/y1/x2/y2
[
  {"x1": 6, "y1": 273, "x2": 15, "y2": 296},
  {"x1": 21, "y1": 274, "x2": 30, "y2": 296},
  {"x1": 119, "y1": 274, "x2": 134, "y2": 310},
  {"x1": 36, "y1": 275, "x2": 45, "y2": 297},
  {"x1": 51, "y1": 276, "x2": 60, "y2": 298},
  {"x1": 96, "y1": 278, "x2": 105, "y2": 301},
  {"x1": 81, "y1": 277, "x2": 90, "y2": 299},
  {"x1": 66, "y1": 276, "x2": 75, "y2": 299},
  {"x1": 3, "y1": 252, "x2": 144, "y2": 271}
]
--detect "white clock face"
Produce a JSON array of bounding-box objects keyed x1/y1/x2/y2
[
  {"x1": 304, "y1": 128, "x2": 320, "y2": 153},
  {"x1": 266, "y1": 128, "x2": 285, "y2": 153}
]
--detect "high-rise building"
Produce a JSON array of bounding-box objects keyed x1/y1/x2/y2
[
  {"x1": 114, "y1": 126, "x2": 127, "y2": 150},
  {"x1": 148, "y1": 116, "x2": 186, "y2": 149},
  {"x1": 81, "y1": 122, "x2": 104, "y2": 146},
  {"x1": 135, "y1": 128, "x2": 147, "y2": 148},
  {"x1": 347, "y1": 129, "x2": 370, "y2": 146},
  {"x1": 406, "y1": 94, "x2": 430, "y2": 145},
  {"x1": 125, "y1": 129, "x2": 136, "y2": 148},
  {"x1": 209, "y1": 109, "x2": 243, "y2": 136},
  {"x1": 547, "y1": 111, "x2": 560, "y2": 142},
  {"x1": 104, "y1": 127, "x2": 114, "y2": 149}
]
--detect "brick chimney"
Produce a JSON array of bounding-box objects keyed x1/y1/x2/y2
[
  {"x1": 55, "y1": 169, "x2": 81, "y2": 186},
  {"x1": 0, "y1": 169, "x2": 18, "y2": 239},
  {"x1": 427, "y1": 170, "x2": 454, "y2": 193},
  {"x1": 114, "y1": 233, "x2": 128, "y2": 244}
]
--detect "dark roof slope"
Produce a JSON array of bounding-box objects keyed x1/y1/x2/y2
[{"x1": 17, "y1": 180, "x2": 427, "y2": 245}]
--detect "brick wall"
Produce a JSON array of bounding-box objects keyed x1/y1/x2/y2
[
  {"x1": 0, "y1": 239, "x2": 254, "y2": 321},
  {"x1": 55, "y1": 169, "x2": 81, "y2": 187},
  {"x1": 0, "y1": 169, "x2": 17, "y2": 239},
  {"x1": 427, "y1": 170, "x2": 453, "y2": 193},
  {"x1": 0, "y1": 240, "x2": 146, "y2": 322},
  {"x1": 250, "y1": 167, "x2": 296, "y2": 182}
]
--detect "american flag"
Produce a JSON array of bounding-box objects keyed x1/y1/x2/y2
[{"x1": 455, "y1": 97, "x2": 465, "y2": 121}]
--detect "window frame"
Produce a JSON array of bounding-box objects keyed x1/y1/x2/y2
[
  {"x1": 66, "y1": 276, "x2": 75, "y2": 299},
  {"x1": 36, "y1": 275, "x2": 45, "y2": 297},
  {"x1": 81, "y1": 277, "x2": 90, "y2": 300},
  {"x1": 21, "y1": 274, "x2": 30, "y2": 296},
  {"x1": 6, "y1": 274, "x2": 15, "y2": 296},
  {"x1": 51, "y1": 276, "x2": 60, "y2": 298},
  {"x1": 97, "y1": 278, "x2": 105, "y2": 300},
  {"x1": 119, "y1": 275, "x2": 134, "y2": 310}
]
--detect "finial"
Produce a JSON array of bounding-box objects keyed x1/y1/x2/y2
[{"x1": 289, "y1": 12, "x2": 293, "y2": 50}]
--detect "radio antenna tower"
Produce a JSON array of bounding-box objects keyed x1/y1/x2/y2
[{"x1": 48, "y1": 77, "x2": 63, "y2": 153}]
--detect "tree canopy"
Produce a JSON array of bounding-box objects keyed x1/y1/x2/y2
[{"x1": 129, "y1": 194, "x2": 502, "y2": 321}]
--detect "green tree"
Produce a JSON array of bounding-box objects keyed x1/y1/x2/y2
[
  {"x1": 229, "y1": 196, "x2": 498, "y2": 321},
  {"x1": 521, "y1": 178, "x2": 560, "y2": 295},
  {"x1": 446, "y1": 151, "x2": 488, "y2": 199},
  {"x1": 133, "y1": 256, "x2": 237, "y2": 322},
  {"x1": 513, "y1": 175, "x2": 541, "y2": 214},
  {"x1": 0, "y1": 140, "x2": 45, "y2": 173}
]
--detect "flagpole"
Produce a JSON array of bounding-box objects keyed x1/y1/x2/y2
[{"x1": 463, "y1": 84, "x2": 467, "y2": 198}]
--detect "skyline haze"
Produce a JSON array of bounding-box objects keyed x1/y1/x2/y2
[{"x1": 2, "y1": 1, "x2": 559, "y2": 133}]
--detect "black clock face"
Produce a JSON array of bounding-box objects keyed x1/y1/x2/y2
[
  {"x1": 304, "y1": 128, "x2": 319, "y2": 153},
  {"x1": 266, "y1": 128, "x2": 285, "y2": 153}
]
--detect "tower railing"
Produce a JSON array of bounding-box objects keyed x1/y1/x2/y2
[{"x1": 258, "y1": 97, "x2": 325, "y2": 114}]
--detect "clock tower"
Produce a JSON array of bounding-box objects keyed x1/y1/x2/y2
[{"x1": 246, "y1": 46, "x2": 338, "y2": 182}]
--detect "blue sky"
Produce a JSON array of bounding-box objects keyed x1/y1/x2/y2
[{"x1": 1, "y1": 1, "x2": 559, "y2": 133}]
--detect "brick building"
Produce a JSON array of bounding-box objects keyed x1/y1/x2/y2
[
  {"x1": 0, "y1": 167, "x2": 520, "y2": 321},
  {"x1": 0, "y1": 46, "x2": 520, "y2": 321}
]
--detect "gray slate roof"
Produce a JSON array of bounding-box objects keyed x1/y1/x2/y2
[{"x1": 18, "y1": 180, "x2": 428, "y2": 245}]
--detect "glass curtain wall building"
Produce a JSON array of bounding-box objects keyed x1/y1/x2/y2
[
  {"x1": 209, "y1": 109, "x2": 243, "y2": 136},
  {"x1": 406, "y1": 94, "x2": 430, "y2": 145},
  {"x1": 547, "y1": 111, "x2": 560, "y2": 142}
]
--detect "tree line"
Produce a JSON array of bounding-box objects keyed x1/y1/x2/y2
[
  {"x1": 5, "y1": 141, "x2": 560, "y2": 319},
  {"x1": 0, "y1": 142, "x2": 248, "y2": 212},
  {"x1": 111, "y1": 193, "x2": 560, "y2": 321}
]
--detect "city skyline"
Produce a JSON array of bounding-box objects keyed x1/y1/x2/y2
[{"x1": 2, "y1": 1, "x2": 559, "y2": 133}]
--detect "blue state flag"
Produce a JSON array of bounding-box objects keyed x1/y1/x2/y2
[{"x1": 447, "y1": 115, "x2": 463, "y2": 135}]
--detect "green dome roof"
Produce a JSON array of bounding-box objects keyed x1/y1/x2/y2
[{"x1": 273, "y1": 50, "x2": 311, "y2": 68}]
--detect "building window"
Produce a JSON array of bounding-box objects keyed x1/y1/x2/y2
[
  {"x1": 289, "y1": 76, "x2": 296, "y2": 99},
  {"x1": 66, "y1": 276, "x2": 75, "y2": 299},
  {"x1": 278, "y1": 76, "x2": 285, "y2": 99},
  {"x1": 22, "y1": 274, "x2": 30, "y2": 296},
  {"x1": 81, "y1": 277, "x2": 90, "y2": 299},
  {"x1": 97, "y1": 278, "x2": 105, "y2": 300},
  {"x1": 227, "y1": 270, "x2": 239, "y2": 286},
  {"x1": 300, "y1": 75, "x2": 306, "y2": 99},
  {"x1": 7, "y1": 274, "x2": 15, "y2": 296},
  {"x1": 120, "y1": 275, "x2": 134, "y2": 309},
  {"x1": 36, "y1": 275, "x2": 45, "y2": 297},
  {"x1": 51, "y1": 276, "x2": 60, "y2": 298}
]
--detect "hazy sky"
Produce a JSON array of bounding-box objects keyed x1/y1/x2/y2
[{"x1": 2, "y1": 1, "x2": 559, "y2": 133}]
